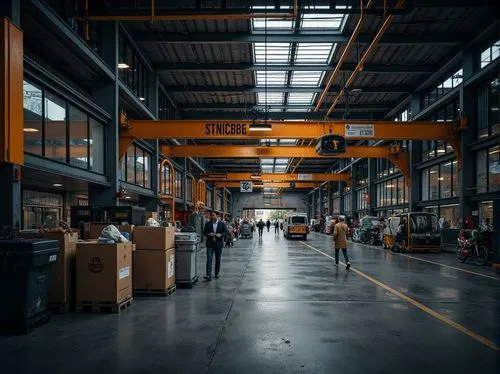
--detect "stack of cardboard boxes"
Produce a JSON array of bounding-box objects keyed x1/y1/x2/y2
[{"x1": 133, "y1": 227, "x2": 176, "y2": 294}]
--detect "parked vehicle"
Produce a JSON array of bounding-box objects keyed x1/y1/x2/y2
[
  {"x1": 358, "y1": 216, "x2": 381, "y2": 244},
  {"x1": 240, "y1": 222, "x2": 253, "y2": 239},
  {"x1": 388, "y1": 213, "x2": 441, "y2": 253},
  {"x1": 352, "y1": 227, "x2": 361, "y2": 242},
  {"x1": 456, "y1": 230, "x2": 489, "y2": 266},
  {"x1": 283, "y1": 213, "x2": 309, "y2": 240}
]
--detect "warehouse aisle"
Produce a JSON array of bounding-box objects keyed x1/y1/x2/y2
[{"x1": 0, "y1": 232, "x2": 499, "y2": 374}]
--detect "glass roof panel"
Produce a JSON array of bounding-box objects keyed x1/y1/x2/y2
[
  {"x1": 290, "y1": 71, "x2": 324, "y2": 86},
  {"x1": 295, "y1": 43, "x2": 336, "y2": 64},
  {"x1": 257, "y1": 92, "x2": 284, "y2": 105},
  {"x1": 275, "y1": 158, "x2": 289, "y2": 164},
  {"x1": 254, "y1": 43, "x2": 292, "y2": 64},
  {"x1": 301, "y1": 5, "x2": 350, "y2": 31},
  {"x1": 261, "y1": 158, "x2": 274, "y2": 164},
  {"x1": 252, "y1": 6, "x2": 293, "y2": 30},
  {"x1": 288, "y1": 92, "x2": 316, "y2": 105},
  {"x1": 255, "y1": 71, "x2": 288, "y2": 86}
]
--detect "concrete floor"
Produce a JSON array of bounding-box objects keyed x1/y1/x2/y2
[{"x1": 1, "y1": 231, "x2": 499, "y2": 374}]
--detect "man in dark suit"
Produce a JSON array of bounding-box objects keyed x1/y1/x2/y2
[{"x1": 202, "y1": 212, "x2": 227, "y2": 281}]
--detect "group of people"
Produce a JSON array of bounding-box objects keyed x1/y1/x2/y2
[{"x1": 202, "y1": 212, "x2": 352, "y2": 282}]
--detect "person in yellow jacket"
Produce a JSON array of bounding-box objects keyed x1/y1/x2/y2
[{"x1": 333, "y1": 215, "x2": 351, "y2": 270}]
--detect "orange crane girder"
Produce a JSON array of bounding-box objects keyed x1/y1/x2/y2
[
  {"x1": 200, "y1": 172, "x2": 350, "y2": 183},
  {"x1": 161, "y1": 144, "x2": 400, "y2": 159},
  {"x1": 215, "y1": 182, "x2": 319, "y2": 189}
]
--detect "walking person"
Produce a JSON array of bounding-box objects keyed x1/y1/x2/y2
[
  {"x1": 333, "y1": 215, "x2": 351, "y2": 270},
  {"x1": 274, "y1": 220, "x2": 279, "y2": 234},
  {"x1": 257, "y1": 219, "x2": 265, "y2": 237},
  {"x1": 266, "y1": 219, "x2": 271, "y2": 232},
  {"x1": 202, "y1": 212, "x2": 227, "y2": 281}
]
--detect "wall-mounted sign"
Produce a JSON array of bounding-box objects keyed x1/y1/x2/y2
[
  {"x1": 345, "y1": 124, "x2": 374, "y2": 138},
  {"x1": 298, "y1": 173, "x2": 313, "y2": 181},
  {"x1": 240, "y1": 181, "x2": 253, "y2": 192}
]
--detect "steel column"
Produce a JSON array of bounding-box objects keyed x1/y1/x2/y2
[
  {"x1": 493, "y1": 199, "x2": 500, "y2": 271},
  {"x1": 88, "y1": 22, "x2": 120, "y2": 207},
  {"x1": 368, "y1": 158, "x2": 377, "y2": 213}
]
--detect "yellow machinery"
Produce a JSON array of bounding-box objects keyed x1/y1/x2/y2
[{"x1": 386, "y1": 213, "x2": 441, "y2": 253}]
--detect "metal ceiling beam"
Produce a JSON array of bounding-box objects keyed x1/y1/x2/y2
[
  {"x1": 135, "y1": 32, "x2": 464, "y2": 45},
  {"x1": 178, "y1": 104, "x2": 393, "y2": 112},
  {"x1": 165, "y1": 85, "x2": 412, "y2": 94},
  {"x1": 179, "y1": 111, "x2": 384, "y2": 120},
  {"x1": 200, "y1": 172, "x2": 350, "y2": 182},
  {"x1": 155, "y1": 63, "x2": 436, "y2": 74}
]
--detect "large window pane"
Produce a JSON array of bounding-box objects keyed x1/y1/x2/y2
[
  {"x1": 452, "y1": 160, "x2": 459, "y2": 197},
  {"x1": 491, "y1": 78, "x2": 500, "y2": 136},
  {"x1": 440, "y1": 162, "x2": 452, "y2": 198},
  {"x1": 476, "y1": 149, "x2": 488, "y2": 193},
  {"x1": 69, "y1": 105, "x2": 88, "y2": 168},
  {"x1": 44, "y1": 91, "x2": 67, "y2": 162},
  {"x1": 440, "y1": 204, "x2": 460, "y2": 229},
  {"x1": 429, "y1": 166, "x2": 439, "y2": 200},
  {"x1": 89, "y1": 118, "x2": 104, "y2": 173},
  {"x1": 126, "y1": 145, "x2": 135, "y2": 183},
  {"x1": 489, "y1": 146, "x2": 500, "y2": 192},
  {"x1": 143, "y1": 151, "x2": 151, "y2": 189},
  {"x1": 135, "y1": 148, "x2": 144, "y2": 187},
  {"x1": 421, "y1": 169, "x2": 429, "y2": 201},
  {"x1": 23, "y1": 80, "x2": 43, "y2": 155}
]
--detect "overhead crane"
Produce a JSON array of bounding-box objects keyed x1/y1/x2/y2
[
  {"x1": 119, "y1": 117, "x2": 467, "y2": 168},
  {"x1": 215, "y1": 182, "x2": 320, "y2": 189}
]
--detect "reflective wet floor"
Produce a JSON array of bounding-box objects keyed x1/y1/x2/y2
[{"x1": 1, "y1": 232, "x2": 499, "y2": 374}]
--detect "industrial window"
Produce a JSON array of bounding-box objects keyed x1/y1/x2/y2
[
  {"x1": 186, "y1": 177, "x2": 193, "y2": 202},
  {"x1": 23, "y1": 80, "x2": 43, "y2": 156},
  {"x1": 254, "y1": 43, "x2": 291, "y2": 64},
  {"x1": 295, "y1": 43, "x2": 335, "y2": 65},
  {"x1": 118, "y1": 33, "x2": 150, "y2": 105},
  {"x1": 355, "y1": 187, "x2": 369, "y2": 212},
  {"x1": 421, "y1": 160, "x2": 459, "y2": 201},
  {"x1": 354, "y1": 161, "x2": 368, "y2": 186},
  {"x1": 376, "y1": 177, "x2": 408, "y2": 208},
  {"x1": 23, "y1": 79, "x2": 105, "y2": 173},
  {"x1": 120, "y1": 144, "x2": 152, "y2": 189},
  {"x1": 160, "y1": 162, "x2": 172, "y2": 196},
  {"x1": 175, "y1": 170, "x2": 183, "y2": 199},
  {"x1": 480, "y1": 40, "x2": 500, "y2": 69},
  {"x1": 423, "y1": 205, "x2": 460, "y2": 229},
  {"x1": 22, "y1": 190, "x2": 64, "y2": 230},
  {"x1": 476, "y1": 145, "x2": 500, "y2": 193},
  {"x1": 422, "y1": 68, "x2": 462, "y2": 109},
  {"x1": 255, "y1": 71, "x2": 288, "y2": 86},
  {"x1": 477, "y1": 78, "x2": 500, "y2": 139},
  {"x1": 342, "y1": 192, "x2": 351, "y2": 213},
  {"x1": 158, "y1": 87, "x2": 176, "y2": 120}
]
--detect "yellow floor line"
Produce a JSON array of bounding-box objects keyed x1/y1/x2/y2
[
  {"x1": 300, "y1": 241, "x2": 500, "y2": 353},
  {"x1": 357, "y1": 242, "x2": 499, "y2": 281}
]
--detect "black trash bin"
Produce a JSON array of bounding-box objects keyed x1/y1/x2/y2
[{"x1": 0, "y1": 239, "x2": 59, "y2": 334}]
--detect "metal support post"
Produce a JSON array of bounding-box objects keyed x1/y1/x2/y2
[
  {"x1": 409, "y1": 140, "x2": 422, "y2": 212},
  {"x1": 368, "y1": 158, "x2": 377, "y2": 213},
  {"x1": 493, "y1": 199, "x2": 500, "y2": 271}
]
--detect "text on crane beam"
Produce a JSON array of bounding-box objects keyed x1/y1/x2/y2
[{"x1": 205, "y1": 123, "x2": 248, "y2": 135}]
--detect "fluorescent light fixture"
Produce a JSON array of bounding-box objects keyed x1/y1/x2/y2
[
  {"x1": 23, "y1": 128, "x2": 39, "y2": 132},
  {"x1": 429, "y1": 170, "x2": 438, "y2": 174},
  {"x1": 489, "y1": 148, "x2": 500, "y2": 155},
  {"x1": 438, "y1": 177, "x2": 445, "y2": 181},
  {"x1": 139, "y1": 97, "x2": 146, "y2": 101},
  {"x1": 125, "y1": 196, "x2": 132, "y2": 199},
  {"x1": 437, "y1": 149, "x2": 446, "y2": 153},
  {"x1": 118, "y1": 63, "x2": 130, "y2": 69},
  {"x1": 53, "y1": 183, "x2": 63, "y2": 187},
  {"x1": 249, "y1": 123, "x2": 272, "y2": 131}
]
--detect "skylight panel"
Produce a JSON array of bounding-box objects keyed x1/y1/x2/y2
[
  {"x1": 261, "y1": 165, "x2": 274, "y2": 170},
  {"x1": 290, "y1": 71, "x2": 324, "y2": 86},
  {"x1": 261, "y1": 158, "x2": 274, "y2": 164},
  {"x1": 285, "y1": 107, "x2": 307, "y2": 112},
  {"x1": 257, "y1": 92, "x2": 284, "y2": 105},
  {"x1": 288, "y1": 92, "x2": 316, "y2": 105},
  {"x1": 254, "y1": 43, "x2": 291, "y2": 64},
  {"x1": 295, "y1": 43, "x2": 335, "y2": 64},
  {"x1": 252, "y1": 6, "x2": 293, "y2": 30},
  {"x1": 301, "y1": 5, "x2": 350, "y2": 31},
  {"x1": 279, "y1": 139, "x2": 297, "y2": 144},
  {"x1": 275, "y1": 158, "x2": 289, "y2": 164},
  {"x1": 255, "y1": 71, "x2": 288, "y2": 86}
]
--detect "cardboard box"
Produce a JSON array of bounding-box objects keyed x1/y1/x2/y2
[
  {"x1": 118, "y1": 224, "x2": 134, "y2": 241},
  {"x1": 133, "y1": 226, "x2": 175, "y2": 250},
  {"x1": 87, "y1": 222, "x2": 117, "y2": 239},
  {"x1": 133, "y1": 248, "x2": 175, "y2": 291},
  {"x1": 76, "y1": 242, "x2": 133, "y2": 304},
  {"x1": 43, "y1": 232, "x2": 79, "y2": 305}
]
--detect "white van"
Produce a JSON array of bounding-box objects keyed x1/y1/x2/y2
[{"x1": 283, "y1": 213, "x2": 309, "y2": 240}]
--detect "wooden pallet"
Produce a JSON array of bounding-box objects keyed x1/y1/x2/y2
[
  {"x1": 134, "y1": 285, "x2": 176, "y2": 296},
  {"x1": 75, "y1": 297, "x2": 133, "y2": 314},
  {"x1": 47, "y1": 302, "x2": 71, "y2": 314}
]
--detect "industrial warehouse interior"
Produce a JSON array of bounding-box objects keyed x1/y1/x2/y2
[{"x1": 0, "y1": 0, "x2": 499, "y2": 373}]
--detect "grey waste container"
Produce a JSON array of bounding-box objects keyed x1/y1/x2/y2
[{"x1": 175, "y1": 233, "x2": 199, "y2": 287}]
